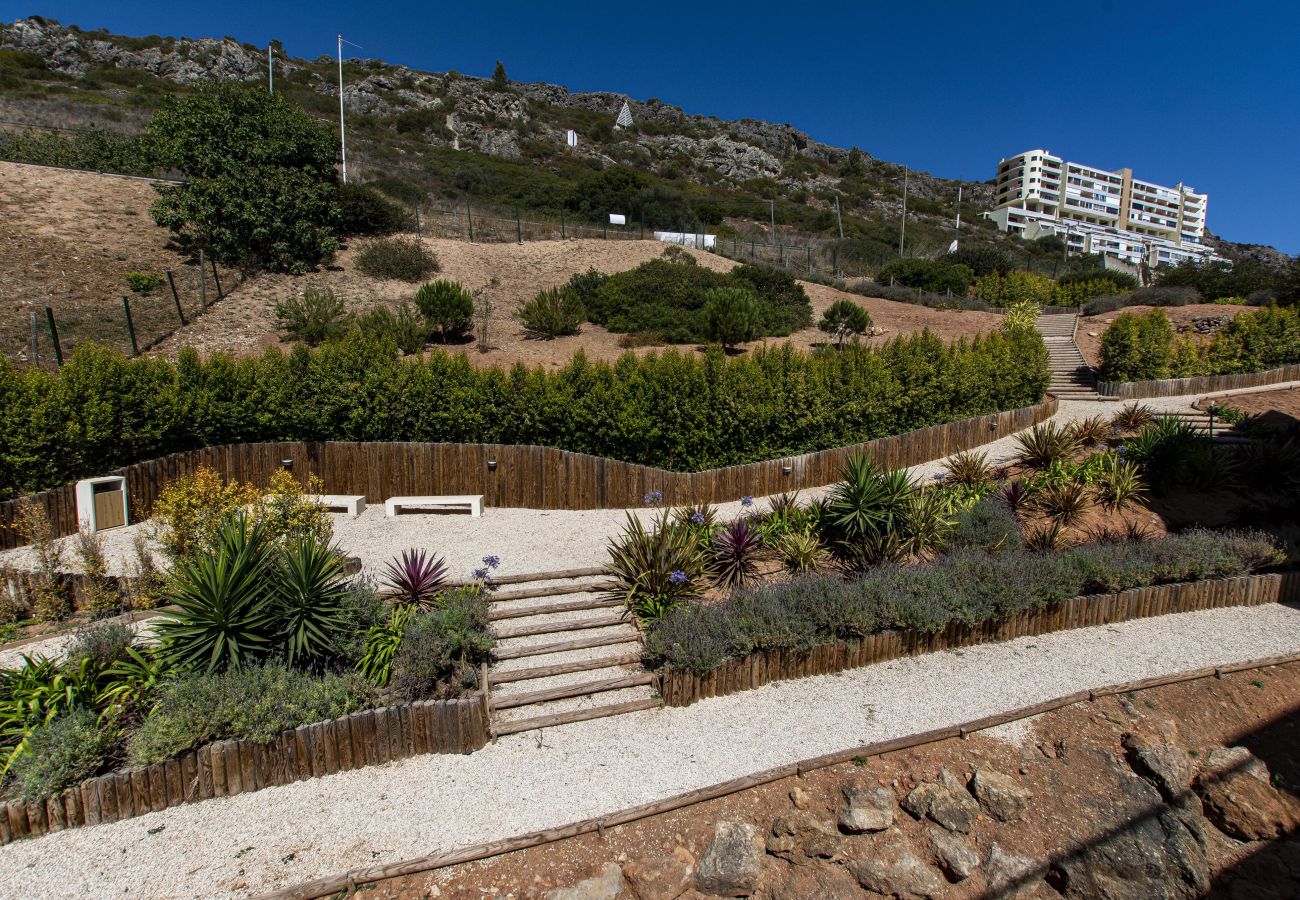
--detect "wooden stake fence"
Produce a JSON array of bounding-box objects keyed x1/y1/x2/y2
[
  {"x1": 0, "y1": 398, "x2": 1056, "y2": 549},
  {"x1": 0, "y1": 693, "x2": 489, "y2": 845},
  {"x1": 1097, "y1": 363, "x2": 1300, "y2": 399},
  {"x1": 658, "y1": 571, "x2": 1300, "y2": 706}
]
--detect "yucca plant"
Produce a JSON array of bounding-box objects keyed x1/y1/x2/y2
[
  {"x1": 826, "y1": 453, "x2": 915, "y2": 544},
  {"x1": 1123, "y1": 416, "x2": 1210, "y2": 494},
  {"x1": 944, "y1": 450, "x2": 994, "y2": 488},
  {"x1": 1093, "y1": 454, "x2": 1147, "y2": 511},
  {"x1": 380, "y1": 548, "x2": 449, "y2": 607},
  {"x1": 904, "y1": 488, "x2": 956, "y2": 557},
  {"x1": 1036, "y1": 481, "x2": 1093, "y2": 528},
  {"x1": 1123, "y1": 519, "x2": 1156, "y2": 542},
  {"x1": 154, "y1": 514, "x2": 276, "y2": 673},
  {"x1": 272, "y1": 533, "x2": 352, "y2": 666},
  {"x1": 357, "y1": 605, "x2": 413, "y2": 686},
  {"x1": 1014, "y1": 422, "x2": 1079, "y2": 469},
  {"x1": 773, "y1": 531, "x2": 827, "y2": 574},
  {"x1": 710, "y1": 520, "x2": 764, "y2": 589},
  {"x1": 1068, "y1": 416, "x2": 1113, "y2": 448},
  {"x1": 1111, "y1": 402, "x2": 1155, "y2": 433},
  {"x1": 604, "y1": 512, "x2": 704, "y2": 622}
]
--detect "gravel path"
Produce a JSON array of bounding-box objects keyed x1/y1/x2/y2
[{"x1": 2, "y1": 601, "x2": 1298, "y2": 898}]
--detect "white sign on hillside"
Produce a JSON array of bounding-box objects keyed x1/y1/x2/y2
[{"x1": 608, "y1": 213, "x2": 626, "y2": 225}]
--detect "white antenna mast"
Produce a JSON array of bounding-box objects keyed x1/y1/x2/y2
[
  {"x1": 268, "y1": 44, "x2": 273, "y2": 94},
  {"x1": 337, "y1": 35, "x2": 363, "y2": 183}
]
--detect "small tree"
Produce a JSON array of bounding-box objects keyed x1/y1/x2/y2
[
  {"x1": 818, "y1": 299, "x2": 872, "y2": 348},
  {"x1": 491, "y1": 60, "x2": 509, "y2": 91},
  {"x1": 703, "y1": 287, "x2": 760, "y2": 351},
  {"x1": 415, "y1": 280, "x2": 475, "y2": 343}
]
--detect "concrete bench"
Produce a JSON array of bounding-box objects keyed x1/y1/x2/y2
[
  {"x1": 384, "y1": 495, "x2": 483, "y2": 517},
  {"x1": 310, "y1": 494, "x2": 366, "y2": 517}
]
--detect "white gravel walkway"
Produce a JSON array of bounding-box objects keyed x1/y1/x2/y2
[{"x1": 2, "y1": 601, "x2": 1298, "y2": 899}]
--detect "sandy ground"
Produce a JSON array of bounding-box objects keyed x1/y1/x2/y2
[
  {"x1": 1076, "y1": 302, "x2": 1255, "y2": 368},
  {"x1": 1, "y1": 602, "x2": 1297, "y2": 898}
]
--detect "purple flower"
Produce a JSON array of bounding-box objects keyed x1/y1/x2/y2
[
  {"x1": 668, "y1": 570, "x2": 688, "y2": 585},
  {"x1": 643, "y1": 490, "x2": 663, "y2": 506},
  {"x1": 471, "y1": 566, "x2": 490, "y2": 581},
  {"x1": 932, "y1": 472, "x2": 945, "y2": 481},
  {"x1": 690, "y1": 511, "x2": 705, "y2": 525},
  {"x1": 482, "y1": 555, "x2": 501, "y2": 569},
  {"x1": 740, "y1": 495, "x2": 754, "y2": 507},
  {"x1": 1117, "y1": 445, "x2": 1127, "y2": 454}
]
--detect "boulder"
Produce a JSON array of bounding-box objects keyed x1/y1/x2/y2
[
  {"x1": 1123, "y1": 734, "x2": 1193, "y2": 802},
  {"x1": 623, "y1": 846, "x2": 694, "y2": 900},
  {"x1": 850, "y1": 831, "x2": 944, "y2": 899},
  {"x1": 545, "y1": 862, "x2": 625, "y2": 900},
  {"x1": 768, "y1": 864, "x2": 863, "y2": 900},
  {"x1": 789, "y1": 787, "x2": 811, "y2": 810},
  {"x1": 1206, "y1": 746, "x2": 1270, "y2": 783},
  {"x1": 1197, "y1": 760, "x2": 1300, "y2": 842},
  {"x1": 766, "y1": 811, "x2": 843, "y2": 864},
  {"x1": 902, "y1": 772, "x2": 980, "y2": 834},
  {"x1": 696, "y1": 822, "x2": 764, "y2": 896},
  {"x1": 838, "y1": 785, "x2": 894, "y2": 834},
  {"x1": 986, "y1": 844, "x2": 1042, "y2": 898},
  {"x1": 927, "y1": 825, "x2": 980, "y2": 881},
  {"x1": 970, "y1": 767, "x2": 1032, "y2": 823},
  {"x1": 1048, "y1": 809, "x2": 1209, "y2": 899}
]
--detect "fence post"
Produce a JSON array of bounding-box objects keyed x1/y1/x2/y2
[
  {"x1": 779, "y1": 244, "x2": 784, "y2": 266},
  {"x1": 560, "y1": 212, "x2": 566, "y2": 240},
  {"x1": 415, "y1": 203, "x2": 421, "y2": 237},
  {"x1": 209, "y1": 255, "x2": 223, "y2": 301},
  {"x1": 515, "y1": 206, "x2": 522, "y2": 244},
  {"x1": 467, "y1": 203, "x2": 474, "y2": 243},
  {"x1": 198, "y1": 250, "x2": 208, "y2": 312},
  {"x1": 122, "y1": 296, "x2": 139, "y2": 357},
  {"x1": 44, "y1": 307, "x2": 63, "y2": 367},
  {"x1": 603, "y1": 219, "x2": 608, "y2": 240},
  {"x1": 832, "y1": 246, "x2": 838, "y2": 278},
  {"x1": 807, "y1": 245, "x2": 812, "y2": 273},
  {"x1": 166, "y1": 271, "x2": 188, "y2": 326},
  {"x1": 751, "y1": 240, "x2": 755, "y2": 259}
]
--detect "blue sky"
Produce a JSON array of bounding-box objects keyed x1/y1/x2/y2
[{"x1": 10, "y1": 0, "x2": 1298, "y2": 253}]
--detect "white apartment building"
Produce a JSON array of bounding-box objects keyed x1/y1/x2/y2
[{"x1": 984, "y1": 149, "x2": 1224, "y2": 269}]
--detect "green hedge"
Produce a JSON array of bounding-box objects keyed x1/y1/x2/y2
[
  {"x1": 0, "y1": 327, "x2": 1048, "y2": 496},
  {"x1": 645, "y1": 530, "x2": 1281, "y2": 673},
  {"x1": 1099, "y1": 306, "x2": 1300, "y2": 383}
]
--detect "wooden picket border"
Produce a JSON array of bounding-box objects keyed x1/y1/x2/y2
[
  {"x1": 0, "y1": 693, "x2": 489, "y2": 845},
  {"x1": 658, "y1": 570, "x2": 1300, "y2": 707},
  {"x1": 0, "y1": 397, "x2": 1057, "y2": 549},
  {"x1": 1097, "y1": 363, "x2": 1300, "y2": 399}
]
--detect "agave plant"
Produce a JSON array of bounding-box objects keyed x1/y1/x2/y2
[
  {"x1": 710, "y1": 520, "x2": 764, "y2": 589},
  {"x1": 1014, "y1": 422, "x2": 1079, "y2": 469},
  {"x1": 1111, "y1": 402, "x2": 1155, "y2": 433},
  {"x1": 773, "y1": 531, "x2": 827, "y2": 574},
  {"x1": 1036, "y1": 481, "x2": 1094, "y2": 528},
  {"x1": 944, "y1": 450, "x2": 994, "y2": 488},
  {"x1": 1068, "y1": 415, "x2": 1113, "y2": 448},
  {"x1": 154, "y1": 513, "x2": 276, "y2": 673},
  {"x1": 604, "y1": 512, "x2": 704, "y2": 621},
  {"x1": 272, "y1": 533, "x2": 352, "y2": 666},
  {"x1": 380, "y1": 548, "x2": 449, "y2": 608}
]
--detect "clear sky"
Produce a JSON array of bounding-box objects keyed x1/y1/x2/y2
[{"x1": 10, "y1": 0, "x2": 1298, "y2": 253}]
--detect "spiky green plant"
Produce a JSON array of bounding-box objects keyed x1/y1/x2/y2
[
  {"x1": 357, "y1": 605, "x2": 413, "y2": 686},
  {"x1": 1111, "y1": 402, "x2": 1155, "y2": 433},
  {"x1": 904, "y1": 488, "x2": 957, "y2": 557},
  {"x1": 1014, "y1": 422, "x2": 1080, "y2": 469},
  {"x1": 826, "y1": 453, "x2": 915, "y2": 543},
  {"x1": 0, "y1": 655, "x2": 97, "y2": 775},
  {"x1": 1123, "y1": 416, "x2": 1211, "y2": 494},
  {"x1": 710, "y1": 520, "x2": 763, "y2": 589},
  {"x1": 272, "y1": 533, "x2": 351, "y2": 666},
  {"x1": 98, "y1": 645, "x2": 174, "y2": 722},
  {"x1": 772, "y1": 531, "x2": 827, "y2": 574},
  {"x1": 605, "y1": 512, "x2": 705, "y2": 622},
  {"x1": 944, "y1": 450, "x2": 994, "y2": 488},
  {"x1": 1093, "y1": 453, "x2": 1147, "y2": 511},
  {"x1": 1024, "y1": 521, "x2": 1069, "y2": 552},
  {"x1": 1068, "y1": 415, "x2": 1113, "y2": 448},
  {"x1": 1036, "y1": 481, "x2": 1093, "y2": 528}
]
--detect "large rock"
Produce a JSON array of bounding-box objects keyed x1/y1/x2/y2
[
  {"x1": 696, "y1": 822, "x2": 764, "y2": 896},
  {"x1": 1123, "y1": 734, "x2": 1193, "y2": 802},
  {"x1": 622, "y1": 846, "x2": 694, "y2": 900},
  {"x1": 838, "y1": 784, "x2": 894, "y2": 833},
  {"x1": 544, "y1": 862, "x2": 625, "y2": 900},
  {"x1": 927, "y1": 825, "x2": 980, "y2": 881},
  {"x1": 766, "y1": 811, "x2": 843, "y2": 864},
  {"x1": 850, "y1": 831, "x2": 944, "y2": 898},
  {"x1": 902, "y1": 770, "x2": 980, "y2": 833},
  {"x1": 986, "y1": 844, "x2": 1044, "y2": 898},
  {"x1": 1049, "y1": 808, "x2": 1209, "y2": 899},
  {"x1": 1196, "y1": 752, "x2": 1300, "y2": 842},
  {"x1": 1206, "y1": 745, "x2": 1270, "y2": 783},
  {"x1": 970, "y1": 767, "x2": 1031, "y2": 823},
  {"x1": 767, "y1": 864, "x2": 863, "y2": 900}
]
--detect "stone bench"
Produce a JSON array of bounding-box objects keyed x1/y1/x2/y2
[
  {"x1": 310, "y1": 494, "x2": 366, "y2": 517},
  {"x1": 384, "y1": 495, "x2": 483, "y2": 517}
]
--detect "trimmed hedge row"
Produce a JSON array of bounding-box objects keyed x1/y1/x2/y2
[
  {"x1": 0, "y1": 328, "x2": 1047, "y2": 496},
  {"x1": 644, "y1": 529, "x2": 1281, "y2": 674}
]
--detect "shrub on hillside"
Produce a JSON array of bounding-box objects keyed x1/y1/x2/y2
[
  {"x1": 414, "y1": 280, "x2": 475, "y2": 342},
  {"x1": 703, "y1": 287, "x2": 761, "y2": 350},
  {"x1": 517, "y1": 287, "x2": 584, "y2": 339},
  {"x1": 944, "y1": 246, "x2": 1017, "y2": 278},
  {"x1": 1157, "y1": 258, "x2": 1284, "y2": 302},
  {"x1": 876, "y1": 258, "x2": 974, "y2": 296},
  {"x1": 972, "y1": 270, "x2": 1059, "y2": 307},
  {"x1": 1058, "y1": 268, "x2": 1138, "y2": 292},
  {"x1": 275, "y1": 286, "x2": 348, "y2": 345},
  {"x1": 1083, "y1": 286, "x2": 1202, "y2": 316},
  {"x1": 355, "y1": 237, "x2": 440, "y2": 282},
  {"x1": 355, "y1": 302, "x2": 428, "y2": 354},
  {"x1": 818, "y1": 299, "x2": 873, "y2": 348},
  {"x1": 337, "y1": 182, "x2": 410, "y2": 236},
  {"x1": 851, "y1": 281, "x2": 994, "y2": 312}
]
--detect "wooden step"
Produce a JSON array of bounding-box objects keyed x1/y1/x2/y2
[
  {"x1": 493, "y1": 631, "x2": 639, "y2": 661},
  {"x1": 493, "y1": 672, "x2": 656, "y2": 710},
  {"x1": 442, "y1": 566, "x2": 605, "y2": 590},
  {"x1": 490, "y1": 596, "x2": 624, "y2": 622},
  {"x1": 493, "y1": 612, "x2": 628, "y2": 640},
  {"x1": 490, "y1": 652, "x2": 645, "y2": 685},
  {"x1": 493, "y1": 698, "x2": 663, "y2": 736},
  {"x1": 488, "y1": 580, "x2": 612, "y2": 602}
]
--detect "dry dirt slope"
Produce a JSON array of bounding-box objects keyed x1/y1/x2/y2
[{"x1": 1, "y1": 161, "x2": 1004, "y2": 369}]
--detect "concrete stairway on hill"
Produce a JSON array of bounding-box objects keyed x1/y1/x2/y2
[
  {"x1": 483, "y1": 569, "x2": 660, "y2": 737},
  {"x1": 1036, "y1": 312, "x2": 1108, "y2": 402}
]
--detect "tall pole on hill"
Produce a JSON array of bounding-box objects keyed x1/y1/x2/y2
[
  {"x1": 835, "y1": 195, "x2": 844, "y2": 239},
  {"x1": 268, "y1": 45, "x2": 273, "y2": 93},
  {"x1": 954, "y1": 186, "x2": 962, "y2": 246},
  {"x1": 898, "y1": 167, "x2": 908, "y2": 256},
  {"x1": 338, "y1": 34, "x2": 348, "y2": 183},
  {"x1": 768, "y1": 199, "x2": 775, "y2": 242}
]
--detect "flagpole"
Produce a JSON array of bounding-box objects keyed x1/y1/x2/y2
[{"x1": 337, "y1": 34, "x2": 348, "y2": 184}]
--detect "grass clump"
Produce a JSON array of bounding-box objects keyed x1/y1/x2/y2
[
  {"x1": 517, "y1": 287, "x2": 584, "y2": 339},
  {"x1": 355, "y1": 236, "x2": 440, "y2": 282}
]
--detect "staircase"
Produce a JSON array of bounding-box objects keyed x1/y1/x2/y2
[
  {"x1": 483, "y1": 569, "x2": 661, "y2": 737},
  {"x1": 1154, "y1": 409, "x2": 1252, "y2": 446},
  {"x1": 1037, "y1": 312, "x2": 1107, "y2": 402}
]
